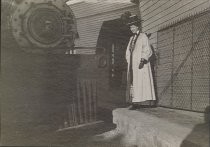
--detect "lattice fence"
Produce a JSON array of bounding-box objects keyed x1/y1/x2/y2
[{"x1": 156, "y1": 10, "x2": 210, "y2": 112}]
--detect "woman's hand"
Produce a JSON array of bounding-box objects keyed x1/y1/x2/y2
[{"x1": 139, "y1": 58, "x2": 147, "y2": 69}]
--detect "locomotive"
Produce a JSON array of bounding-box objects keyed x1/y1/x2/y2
[
  {"x1": 10, "y1": 0, "x2": 78, "y2": 53},
  {"x1": 2, "y1": 0, "x2": 108, "y2": 129}
]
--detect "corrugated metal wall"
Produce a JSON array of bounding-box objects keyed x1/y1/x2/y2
[
  {"x1": 139, "y1": 0, "x2": 210, "y2": 112},
  {"x1": 68, "y1": 1, "x2": 140, "y2": 48}
]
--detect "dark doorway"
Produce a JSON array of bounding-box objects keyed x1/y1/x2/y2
[{"x1": 97, "y1": 19, "x2": 132, "y2": 89}]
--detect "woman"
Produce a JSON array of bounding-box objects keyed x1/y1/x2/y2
[{"x1": 122, "y1": 13, "x2": 156, "y2": 110}]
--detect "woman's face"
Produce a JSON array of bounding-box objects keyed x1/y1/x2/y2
[{"x1": 130, "y1": 25, "x2": 139, "y2": 34}]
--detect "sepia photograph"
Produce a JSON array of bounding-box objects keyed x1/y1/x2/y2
[{"x1": 1, "y1": 0, "x2": 210, "y2": 146}]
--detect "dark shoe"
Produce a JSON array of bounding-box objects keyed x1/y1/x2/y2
[
  {"x1": 145, "y1": 105, "x2": 157, "y2": 108},
  {"x1": 142, "y1": 105, "x2": 157, "y2": 108},
  {"x1": 129, "y1": 104, "x2": 139, "y2": 110}
]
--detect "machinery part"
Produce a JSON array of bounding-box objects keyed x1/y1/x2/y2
[
  {"x1": 1, "y1": 0, "x2": 16, "y2": 30},
  {"x1": 98, "y1": 56, "x2": 107, "y2": 68},
  {"x1": 11, "y1": 0, "x2": 78, "y2": 53},
  {"x1": 97, "y1": 47, "x2": 107, "y2": 68}
]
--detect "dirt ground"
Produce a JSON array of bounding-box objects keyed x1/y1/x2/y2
[{"x1": 1, "y1": 106, "x2": 122, "y2": 146}]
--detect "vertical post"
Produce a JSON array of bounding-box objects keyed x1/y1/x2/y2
[
  {"x1": 87, "y1": 80, "x2": 92, "y2": 122},
  {"x1": 72, "y1": 86, "x2": 77, "y2": 126},
  {"x1": 156, "y1": 31, "x2": 159, "y2": 105},
  {"x1": 77, "y1": 81, "x2": 83, "y2": 124},
  {"x1": 71, "y1": 104, "x2": 74, "y2": 126},
  {"x1": 82, "y1": 80, "x2": 88, "y2": 123},
  {"x1": 171, "y1": 27, "x2": 175, "y2": 107},
  {"x1": 93, "y1": 80, "x2": 97, "y2": 121},
  {"x1": 111, "y1": 43, "x2": 115, "y2": 85},
  {"x1": 73, "y1": 103, "x2": 78, "y2": 125},
  {"x1": 190, "y1": 19, "x2": 194, "y2": 110},
  {"x1": 68, "y1": 104, "x2": 72, "y2": 127},
  {"x1": 72, "y1": 103, "x2": 76, "y2": 126}
]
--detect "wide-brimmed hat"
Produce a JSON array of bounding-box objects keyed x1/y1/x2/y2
[{"x1": 121, "y1": 11, "x2": 142, "y2": 26}]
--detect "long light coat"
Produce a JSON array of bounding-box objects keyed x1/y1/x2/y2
[{"x1": 126, "y1": 33, "x2": 156, "y2": 103}]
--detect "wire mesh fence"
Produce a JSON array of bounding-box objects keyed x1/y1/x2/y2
[{"x1": 156, "y1": 10, "x2": 210, "y2": 112}]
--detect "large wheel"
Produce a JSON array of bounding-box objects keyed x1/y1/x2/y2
[{"x1": 11, "y1": 0, "x2": 78, "y2": 53}]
